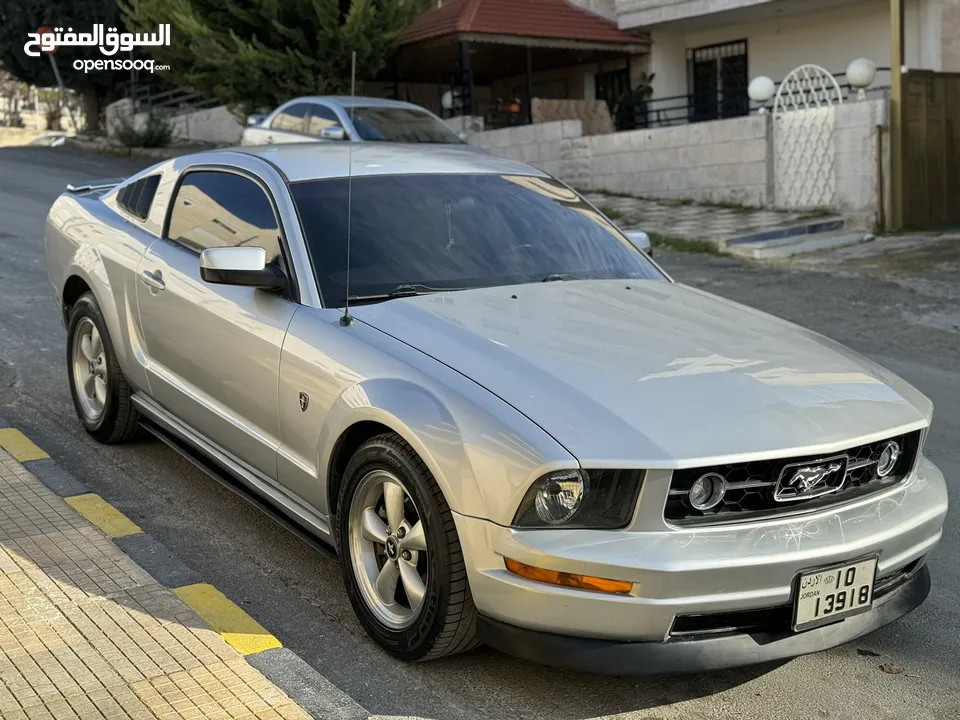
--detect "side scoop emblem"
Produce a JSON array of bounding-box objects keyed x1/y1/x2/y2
[{"x1": 299, "y1": 392, "x2": 310, "y2": 412}]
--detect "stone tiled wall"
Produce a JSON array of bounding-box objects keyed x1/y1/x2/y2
[
  {"x1": 581, "y1": 115, "x2": 771, "y2": 206},
  {"x1": 468, "y1": 115, "x2": 772, "y2": 206},
  {"x1": 468, "y1": 120, "x2": 585, "y2": 182},
  {"x1": 833, "y1": 99, "x2": 887, "y2": 229},
  {"x1": 468, "y1": 98, "x2": 890, "y2": 227}
]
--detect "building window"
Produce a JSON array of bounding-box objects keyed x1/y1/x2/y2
[{"x1": 687, "y1": 40, "x2": 748, "y2": 123}]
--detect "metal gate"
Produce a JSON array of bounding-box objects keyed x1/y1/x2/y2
[
  {"x1": 773, "y1": 65, "x2": 844, "y2": 209},
  {"x1": 902, "y1": 71, "x2": 960, "y2": 228}
]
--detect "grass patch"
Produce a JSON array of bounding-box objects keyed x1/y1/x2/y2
[
  {"x1": 795, "y1": 208, "x2": 836, "y2": 221},
  {"x1": 647, "y1": 232, "x2": 725, "y2": 256},
  {"x1": 598, "y1": 204, "x2": 624, "y2": 220}
]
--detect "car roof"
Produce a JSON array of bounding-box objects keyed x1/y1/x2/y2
[
  {"x1": 233, "y1": 143, "x2": 549, "y2": 183},
  {"x1": 285, "y1": 96, "x2": 429, "y2": 111}
]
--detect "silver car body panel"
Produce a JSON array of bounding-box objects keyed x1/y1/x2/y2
[{"x1": 43, "y1": 142, "x2": 946, "y2": 651}]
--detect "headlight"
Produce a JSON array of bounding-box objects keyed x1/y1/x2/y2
[{"x1": 513, "y1": 469, "x2": 644, "y2": 529}]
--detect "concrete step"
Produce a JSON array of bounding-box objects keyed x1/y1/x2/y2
[
  {"x1": 721, "y1": 217, "x2": 846, "y2": 248},
  {"x1": 727, "y1": 230, "x2": 875, "y2": 260}
]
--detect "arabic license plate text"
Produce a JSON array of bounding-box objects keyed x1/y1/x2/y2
[{"x1": 794, "y1": 557, "x2": 877, "y2": 631}]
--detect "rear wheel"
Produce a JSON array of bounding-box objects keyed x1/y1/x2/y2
[
  {"x1": 66, "y1": 293, "x2": 141, "y2": 444},
  {"x1": 337, "y1": 433, "x2": 477, "y2": 661}
]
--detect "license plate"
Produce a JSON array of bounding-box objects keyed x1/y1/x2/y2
[{"x1": 793, "y1": 557, "x2": 878, "y2": 631}]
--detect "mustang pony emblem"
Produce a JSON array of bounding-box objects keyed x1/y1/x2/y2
[
  {"x1": 775, "y1": 456, "x2": 848, "y2": 502},
  {"x1": 786, "y1": 463, "x2": 843, "y2": 492}
]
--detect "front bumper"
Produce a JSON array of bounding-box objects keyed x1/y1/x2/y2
[
  {"x1": 477, "y1": 563, "x2": 930, "y2": 674},
  {"x1": 455, "y1": 457, "x2": 946, "y2": 661}
]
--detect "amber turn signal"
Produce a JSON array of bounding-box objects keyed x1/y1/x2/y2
[{"x1": 504, "y1": 558, "x2": 633, "y2": 595}]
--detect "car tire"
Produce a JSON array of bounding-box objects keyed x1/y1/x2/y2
[
  {"x1": 337, "y1": 432, "x2": 478, "y2": 661},
  {"x1": 66, "y1": 293, "x2": 141, "y2": 444}
]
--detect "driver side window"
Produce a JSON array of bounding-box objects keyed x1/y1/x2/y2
[{"x1": 166, "y1": 171, "x2": 283, "y2": 266}]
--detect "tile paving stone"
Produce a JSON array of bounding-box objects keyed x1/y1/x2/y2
[
  {"x1": 0, "y1": 448, "x2": 311, "y2": 720},
  {"x1": 582, "y1": 192, "x2": 818, "y2": 243}
]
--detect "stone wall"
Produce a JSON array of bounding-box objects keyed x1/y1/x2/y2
[
  {"x1": 105, "y1": 99, "x2": 242, "y2": 145},
  {"x1": 467, "y1": 99, "x2": 890, "y2": 228},
  {"x1": 833, "y1": 99, "x2": 888, "y2": 229},
  {"x1": 468, "y1": 120, "x2": 585, "y2": 182},
  {"x1": 581, "y1": 115, "x2": 770, "y2": 206}
]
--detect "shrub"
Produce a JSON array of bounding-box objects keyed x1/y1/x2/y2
[{"x1": 112, "y1": 110, "x2": 173, "y2": 148}]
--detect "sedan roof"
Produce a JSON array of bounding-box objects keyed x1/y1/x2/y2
[
  {"x1": 287, "y1": 96, "x2": 432, "y2": 110},
  {"x1": 234, "y1": 143, "x2": 548, "y2": 183}
]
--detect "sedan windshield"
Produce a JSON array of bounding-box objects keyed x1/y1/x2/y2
[
  {"x1": 349, "y1": 107, "x2": 463, "y2": 143},
  {"x1": 291, "y1": 174, "x2": 665, "y2": 307}
]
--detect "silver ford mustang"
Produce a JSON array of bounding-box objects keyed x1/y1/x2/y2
[{"x1": 44, "y1": 143, "x2": 946, "y2": 673}]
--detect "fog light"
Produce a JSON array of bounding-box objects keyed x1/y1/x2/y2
[
  {"x1": 688, "y1": 472, "x2": 726, "y2": 511},
  {"x1": 534, "y1": 470, "x2": 586, "y2": 525},
  {"x1": 505, "y1": 558, "x2": 633, "y2": 594},
  {"x1": 876, "y1": 441, "x2": 901, "y2": 477}
]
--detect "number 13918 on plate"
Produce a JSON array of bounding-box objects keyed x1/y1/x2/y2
[{"x1": 793, "y1": 557, "x2": 878, "y2": 631}]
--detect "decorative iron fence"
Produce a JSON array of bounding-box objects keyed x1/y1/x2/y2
[{"x1": 615, "y1": 71, "x2": 891, "y2": 131}]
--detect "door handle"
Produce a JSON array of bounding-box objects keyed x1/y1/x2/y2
[{"x1": 141, "y1": 269, "x2": 165, "y2": 291}]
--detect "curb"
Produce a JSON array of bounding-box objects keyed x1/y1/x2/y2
[
  {"x1": 724, "y1": 217, "x2": 846, "y2": 247},
  {"x1": 0, "y1": 420, "x2": 369, "y2": 720}
]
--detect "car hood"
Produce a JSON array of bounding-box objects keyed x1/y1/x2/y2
[{"x1": 352, "y1": 280, "x2": 931, "y2": 466}]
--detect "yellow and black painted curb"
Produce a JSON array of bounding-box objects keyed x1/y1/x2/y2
[{"x1": 0, "y1": 423, "x2": 368, "y2": 720}]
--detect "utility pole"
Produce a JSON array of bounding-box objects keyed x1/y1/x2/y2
[{"x1": 889, "y1": 0, "x2": 905, "y2": 229}]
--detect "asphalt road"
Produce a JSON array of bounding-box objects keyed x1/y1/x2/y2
[{"x1": 1, "y1": 146, "x2": 958, "y2": 720}]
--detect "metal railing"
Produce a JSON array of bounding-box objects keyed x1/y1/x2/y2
[
  {"x1": 619, "y1": 69, "x2": 892, "y2": 130},
  {"x1": 120, "y1": 82, "x2": 220, "y2": 117}
]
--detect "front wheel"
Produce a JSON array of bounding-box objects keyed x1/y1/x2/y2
[{"x1": 337, "y1": 433, "x2": 477, "y2": 661}]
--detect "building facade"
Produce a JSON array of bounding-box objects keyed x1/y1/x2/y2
[{"x1": 617, "y1": 0, "x2": 960, "y2": 124}]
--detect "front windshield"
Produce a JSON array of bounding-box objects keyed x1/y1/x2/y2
[
  {"x1": 349, "y1": 107, "x2": 463, "y2": 143},
  {"x1": 291, "y1": 174, "x2": 665, "y2": 306}
]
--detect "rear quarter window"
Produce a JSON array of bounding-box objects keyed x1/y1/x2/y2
[{"x1": 117, "y1": 175, "x2": 161, "y2": 221}]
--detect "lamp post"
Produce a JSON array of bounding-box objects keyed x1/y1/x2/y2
[
  {"x1": 846, "y1": 58, "x2": 877, "y2": 100},
  {"x1": 748, "y1": 76, "x2": 776, "y2": 114}
]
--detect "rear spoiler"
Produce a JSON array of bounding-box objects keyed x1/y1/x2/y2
[{"x1": 66, "y1": 177, "x2": 126, "y2": 196}]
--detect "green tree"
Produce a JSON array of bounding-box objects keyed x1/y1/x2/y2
[
  {"x1": 0, "y1": 0, "x2": 126, "y2": 132},
  {"x1": 122, "y1": 0, "x2": 424, "y2": 117}
]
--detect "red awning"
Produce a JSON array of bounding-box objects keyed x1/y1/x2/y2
[{"x1": 399, "y1": 0, "x2": 649, "y2": 48}]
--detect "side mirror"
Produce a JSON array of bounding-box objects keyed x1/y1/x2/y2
[
  {"x1": 247, "y1": 114, "x2": 266, "y2": 126},
  {"x1": 320, "y1": 125, "x2": 347, "y2": 141},
  {"x1": 457, "y1": 131, "x2": 468, "y2": 142},
  {"x1": 200, "y1": 247, "x2": 286, "y2": 289},
  {"x1": 624, "y1": 230, "x2": 653, "y2": 256}
]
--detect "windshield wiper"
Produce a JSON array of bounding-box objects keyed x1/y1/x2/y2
[
  {"x1": 347, "y1": 284, "x2": 465, "y2": 302},
  {"x1": 541, "y1": 273, "x2": 582, "y2": 283}
]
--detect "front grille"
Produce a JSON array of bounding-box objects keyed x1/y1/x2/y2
[
  {"x1": 669, "y1": 559, "x2": 923, "y2": 639},
  {"x1": 665, "y1": 431, "x2": 921, "y2": 525}
]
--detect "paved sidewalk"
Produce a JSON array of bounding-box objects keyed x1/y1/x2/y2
[
  {"x1": 582, "y1": 192, "x2": 822, "y2": 242},
  {"x1": 0, "y1": 447, "x2": 310, "y2": 720}
]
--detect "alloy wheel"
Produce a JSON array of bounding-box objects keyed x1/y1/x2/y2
[
  {"x1": 348, "y1": 469, "x2": 429, "y2": 630},
  {"x1": 71, "y1": 317, "x2": 108, "y2": 421}
]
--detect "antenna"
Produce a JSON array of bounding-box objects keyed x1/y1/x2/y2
[{"x1": 340, "y1": 50, "x2": 358, "y2": 327}]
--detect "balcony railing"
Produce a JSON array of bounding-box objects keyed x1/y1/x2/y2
[{"x1": 613, "y1": 70, "x2": 891, "y2": 130}]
